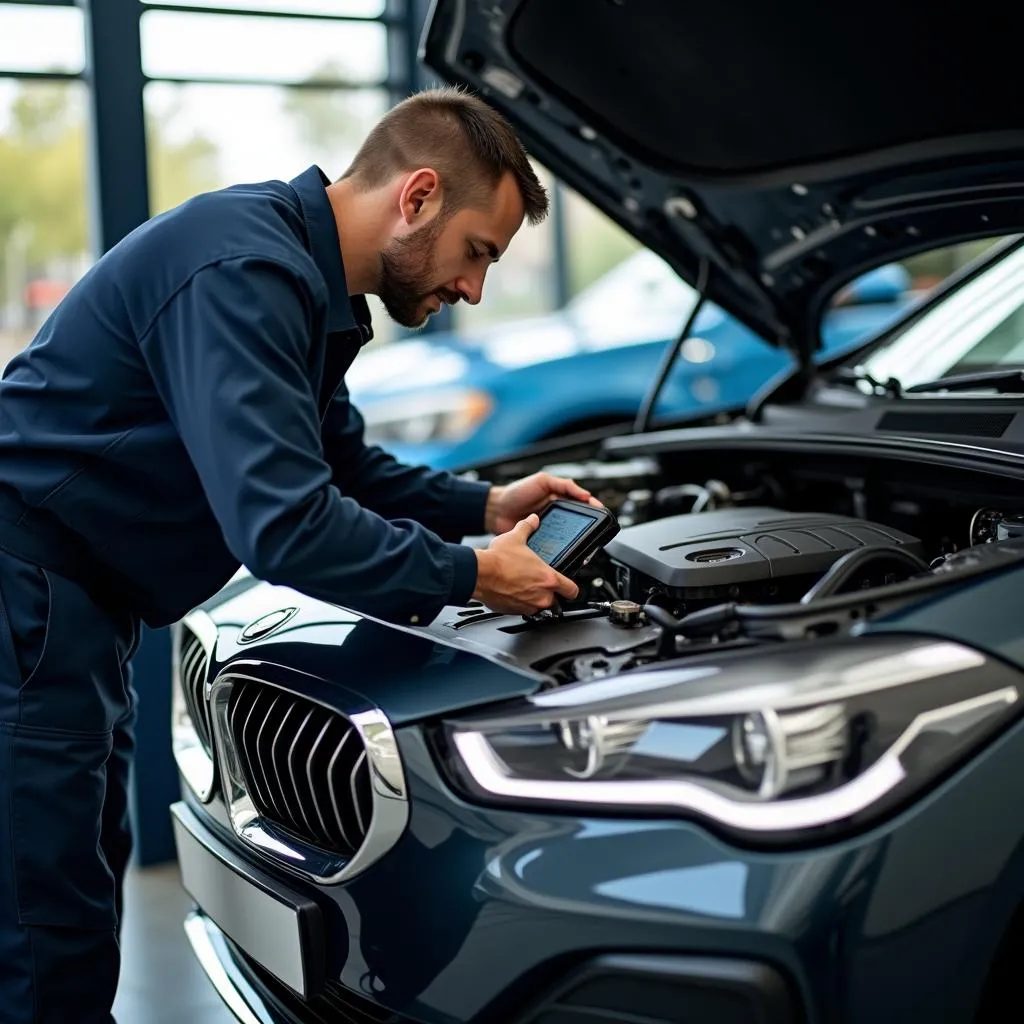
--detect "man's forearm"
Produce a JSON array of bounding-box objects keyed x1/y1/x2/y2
[{"x1": 324, "y1": 399, "x2": 493, "y2": 539}]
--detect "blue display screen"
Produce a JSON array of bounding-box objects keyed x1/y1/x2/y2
[{"x1": 527, "y1": 506, "x2": 595, "y2": 564}]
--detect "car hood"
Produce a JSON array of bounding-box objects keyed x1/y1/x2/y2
[
  {"x1": 195, "y1": 575, "x2": 542, "y2": 724},
  {"x1": 421, "y1": 0, "x2": 1024, "y2": 367}
]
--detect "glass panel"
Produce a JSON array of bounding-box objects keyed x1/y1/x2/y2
[
  {"x1": 0, "y1": 4, "x2": 84, "y2": 74},
  {"x1": 142, "y1": 0, "x2": 385, "y2": 16},
  {"x1": 141, "y1": 11, "x2": 387, "y2": 85},
  {"x1": 145, "y1": 82, "x2": 388, "y2": 211},
  {"x1": 0, "y1": 79, "x2": 92, "y2": 361},
  {"x1": 564, "y1": 186, "x2": 641, "y2": 298},
  {"x1": 853, "y1": 238, "x2": 1024, "y2": 389},
  {"x1": 453, "y1": 161, "x2": 557, "y2": 334},
  {"x1": 144, "y1": 82, "x2": 396, "y2": 343}
]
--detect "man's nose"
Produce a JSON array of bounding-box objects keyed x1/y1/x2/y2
[{"x1": 456, "y1": 270, "x2": 486, "y2": 305}]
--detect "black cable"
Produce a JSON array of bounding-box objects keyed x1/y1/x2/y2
[
  {"x1": 653, "y1": 483, "x2": 713, "y2": 513},
  {"x1": 800, "y1": 546, "x2": 931, "y2": 604},
  {"x1": 673, "y1": 601, "x2": 740, "y2": 639},
  {"x1": 642, "y1": 603, "x2": 687, "y2": 656},
  {"x1": 633, "y1": 256, "x2": 710, "y2": 434}
]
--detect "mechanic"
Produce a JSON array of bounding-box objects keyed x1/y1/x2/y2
[{"x1": 0, "y1": 87, "x2": 596, "y2": 1024}]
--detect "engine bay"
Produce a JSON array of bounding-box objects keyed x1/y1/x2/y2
[
  {"x1": 605, "y1": 506, "x2": 923, "y2": 611},
  {"x1": 434, "y1": 443, "x2": 1024, "y2": 686}
]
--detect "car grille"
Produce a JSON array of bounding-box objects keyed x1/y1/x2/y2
[
  {"x1": 179, "y1": 625, "x2": 213, "y2": 754},
  {"x1": 227, "y1": 680, "x2": 373, "y2": 856}
]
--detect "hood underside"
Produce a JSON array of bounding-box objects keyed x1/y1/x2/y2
[{"x1": 421, "y1": 0, "x2": 1024, "y2": 363}]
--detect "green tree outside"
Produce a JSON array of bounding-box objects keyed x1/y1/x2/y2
[
  {"x1": 282, "y1": 59, "x2": 364, "y2": 154},
  {"x1": 0, "y1": 79, "x2": 220, "y2": 335}
]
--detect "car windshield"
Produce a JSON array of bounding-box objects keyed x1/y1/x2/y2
[{"x1": 847, "y1": 238, "x2": 1024, "y2": 390}]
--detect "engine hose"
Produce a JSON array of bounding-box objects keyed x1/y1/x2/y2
[{"x1": 800, "y1": 546, "x2": 931, "y2": 604}]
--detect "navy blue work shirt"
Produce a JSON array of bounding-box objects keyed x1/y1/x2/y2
[{"x1": 0, "y1": 166, "x2": 490, "y2": 627}]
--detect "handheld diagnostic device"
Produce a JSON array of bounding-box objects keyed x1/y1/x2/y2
[{"x1": 526, "y1": 499, "x2": 620, "y2": 577}]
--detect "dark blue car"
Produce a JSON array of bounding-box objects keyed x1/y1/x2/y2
[
  {"x1": 347, "y1": 250, "x2": 912, "y2": 469},
  {"x1": 170, "y1": 3, "x2": 1024, "y2": 1023}
]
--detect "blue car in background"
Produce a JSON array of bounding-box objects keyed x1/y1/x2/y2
[{"x1": 347, "y1": 250, "x2": 913, "y2": 469}]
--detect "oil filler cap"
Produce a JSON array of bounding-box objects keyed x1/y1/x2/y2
[{"x1": 608, "y1": 600, "x2": 643, "y2": 627}]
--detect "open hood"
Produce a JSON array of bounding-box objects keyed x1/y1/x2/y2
[{"x1": 421, "y1": 0, "x2": 1024, "y2": 367}]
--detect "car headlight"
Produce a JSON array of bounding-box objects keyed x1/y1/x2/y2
[
  {"x1": 444, "y1": 635, "x2": 1021, "y2": 841},
  {"x1": 361, "y1": 388, "x2": 493, "y2": 445}
]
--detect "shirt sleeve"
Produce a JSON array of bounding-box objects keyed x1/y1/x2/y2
[
  {"x1": 137, "y1": 256, "x2": 479, "y2": 623},
  {"x1": 322, "y1": 388, "x2": 491, "y2": 544}
]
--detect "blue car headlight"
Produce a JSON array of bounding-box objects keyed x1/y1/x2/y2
[{"x1": 445, "y1": 635, "x2": 1021, "y2": 840}]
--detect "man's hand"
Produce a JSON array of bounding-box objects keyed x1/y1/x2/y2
[
  {"x1": 485, "y1": 472, "x2": 602, "y2": 536},
  {"x1": 473, "y1": 514, "x2": 579, "y2": 615}
]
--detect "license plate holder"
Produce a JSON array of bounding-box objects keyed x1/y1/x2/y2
[{"x1": 171, "y1": 802, "x2": 325, "y2": 998}]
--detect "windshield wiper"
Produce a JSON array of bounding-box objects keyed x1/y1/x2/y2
[
  {"x1": 831, "y1": 367, "x2": 903, "y2": 398},
  {"x1": 904, "y1": 369, "x2": 1024, "y2": 394}
]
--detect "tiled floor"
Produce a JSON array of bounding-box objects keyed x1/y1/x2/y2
[{"x1": 112, "y1": 863, "x2": 236, "y2": 1024}]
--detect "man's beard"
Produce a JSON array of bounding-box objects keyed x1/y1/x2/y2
[{"x1": 378, "y1": 215, "x2": 460, "y2": 329}]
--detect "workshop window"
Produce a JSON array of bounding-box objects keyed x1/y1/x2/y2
[
  {"x1": 0, "y1": 4, "x2": 83, "y2": 75},
  {"x1": 141, "y1": 0, "x2": 385, "y2": 15},
  {"x1": 140, "y1": 11, "x2": 388, "y2": 86},
  {"x1": 0, "y1": 79, "x2": 90, "y2": 357}
]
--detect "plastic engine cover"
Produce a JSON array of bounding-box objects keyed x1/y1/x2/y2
[{"x1": 605, "y1": 507, "x2": 924, "y2": 593}]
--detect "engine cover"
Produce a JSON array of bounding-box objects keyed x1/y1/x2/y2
[{"x1": 606, "y1": 507, "x2": 924, "y2": 605}]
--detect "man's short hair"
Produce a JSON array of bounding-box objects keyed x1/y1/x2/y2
[{"x1": 341, "y1": 86, "x2": 548, "y2": 225}]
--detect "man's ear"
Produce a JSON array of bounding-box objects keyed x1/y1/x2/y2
[{"x1": 399, "y1": 168, "x2": 442, "y2": 225}]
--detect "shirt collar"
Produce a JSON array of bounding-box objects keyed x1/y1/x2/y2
[{"x1": 290, "y1": 164, "x2": 373, "y2": 340}]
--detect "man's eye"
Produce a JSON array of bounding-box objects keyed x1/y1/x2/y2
[{"x1": 467, "y1": 247, "x2": 481, "y2": 260}]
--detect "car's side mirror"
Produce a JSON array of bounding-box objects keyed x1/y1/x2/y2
[{"x1": 833, "y1": 263, "x2": 911, "y2": 306}]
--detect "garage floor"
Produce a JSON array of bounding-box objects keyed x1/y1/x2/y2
[{"x1": 113, "y1": 864, "x2": 233, "y2": 1024}]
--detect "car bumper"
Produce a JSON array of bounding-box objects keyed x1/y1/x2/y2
[
  {"x1": 182, "y1": 908, "x2": 796, "y2": 1024},
  {"x1": 173, "y1": 720, "x2": 1024, "y2": 1024}
]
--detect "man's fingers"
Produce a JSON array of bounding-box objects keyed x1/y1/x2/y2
[
  {"x1": 539, "y1": 472, "x2": 591, "y2": 503},
  {"x1": 553, "y1": 570, "x2": 579, "y2": 601},
  {"x1": 548, "y1": 471, "x2": 602, "y2": 507},
  {"x1": 563, "y1": 479, "x2": 593, "y2": 502}
]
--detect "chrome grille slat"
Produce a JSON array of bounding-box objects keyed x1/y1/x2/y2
[
  {"x1": 226, "y1": 680, "x2": 375, "y2": 859},
  {"x1": 305, "y1": 717, "x2": 337, "y2": 846},
  {"x1": 349, "y1": 750, "x2": 368, "y2": 837},
  {"x1": 252, "y1": 693, "x2": 288, "y2": 821},
  {"x1": 286, "y1": 708, "x2": 320, "y2": 840},
  {"x1": 326, "y1": 730, "x2": 356, "y2": 850},
  {"x1": 179, "y1": 630, "x2": 212, "y2": 753},
  {"x1": 260, "y1": 697, "x2": 296, "y2": 828},
  {"x1": 181, "y1": 636, "x2": 204, "y2": 685},
  {"x1": 239, "y1": 687, "x2": 274, "y2": 813},
  {"x1": 269, "y1": 703, "x2": 302, "y2": 831}
]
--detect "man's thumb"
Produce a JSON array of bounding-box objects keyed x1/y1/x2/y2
[{"x1": 515, "y1": 513, "x2": 540, "y2": 538}]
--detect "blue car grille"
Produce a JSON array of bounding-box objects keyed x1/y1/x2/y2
[
  {"x1": 179, "y1": 626, "x2": 212, "y2": 754},
  {"x1": 227, "y1": 680, "x2": 373, "y2": 856}
]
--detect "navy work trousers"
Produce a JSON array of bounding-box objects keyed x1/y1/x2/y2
[{"x1": 0, "y1": 550, "x2": 139, "y2": 1024}]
